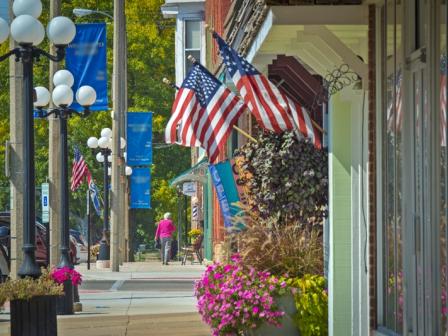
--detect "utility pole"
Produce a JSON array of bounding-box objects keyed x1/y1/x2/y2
[
  {"x1": 48, "y1": 0, "x2": 61, "y2": 267},
  {"x1": 110, "y1": 0, "x2": 126, "y2": 271},
  {"x1": 8, "y1": 0, "x2": 23, "y2": 279}
]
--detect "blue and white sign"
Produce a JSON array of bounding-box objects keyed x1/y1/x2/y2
[
  {"x1": 41, "y1": 183, "x2": 49, "y2": 223},
  {"x1": 127, "y1": 112, "x2": 153, "y2": 166},
  {"x1": 66, "y1": 23, "x2": 108, "y2": 111},
  {"x1": 209, "y1": 165, "x2": 232, "y2": 228},
  {"x1": 130, "y1": 168, "x2": 151, "y2": 209}
]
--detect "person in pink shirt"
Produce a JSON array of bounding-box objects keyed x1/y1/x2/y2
[{"x1": 155, "y1": 212, "x2": 176, "y2": 265}]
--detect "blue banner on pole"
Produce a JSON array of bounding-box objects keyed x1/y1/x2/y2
[
  {"x1": 66, "y1": 23, "x2": 108, "y2": 111},
  {"x1": 209, "y1": 164, "x2": 232, "y2": 228},
  {"x1": 130, "y1": 168, "x2": 151, "y2": 209},
  {"x1": 127, "y1": 112, "x2": 153, "y2": 166}
]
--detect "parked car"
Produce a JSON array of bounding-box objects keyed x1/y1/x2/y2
[{"x1": 0, "y1": 212, "x2": 77, "y2": 280}]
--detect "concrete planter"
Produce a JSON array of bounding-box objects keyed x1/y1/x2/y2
[
  {"x1": 11, "y1": 295, "x2": 57, "y2": 336},
  {"x1": 246, "y1": 292, "x2": 300, "y2": 336}
]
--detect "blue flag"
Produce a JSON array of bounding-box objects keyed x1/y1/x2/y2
[
  {"x1": 130, "y1": 168, "x2": 151, "y2": 209},
  {"x1": 127, "y1": 112, "x2": 153, "y2": 166},
  {"x1": 88, "y1": 180, "x2": 102, "y2": 216},
  {"x1": 66, "y1": 23, "x2": 108, "y2": 111}
]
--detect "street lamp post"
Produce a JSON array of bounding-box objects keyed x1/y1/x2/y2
[
  {"x1": 87, "y1": 132, "x2": 126, "y2": 267},
  {"x1": 0, "y1": 0, "x2": 76, "y2": 278},
  {"x1": 35, "y1": 70, "x2": 97, "y2": 269},
  {"x1": 34, "y1": 70, "x2": 96, "y2": 314}
]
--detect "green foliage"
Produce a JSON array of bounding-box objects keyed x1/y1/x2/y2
[
  {"x1": 0, "y1": 269, "x2": 63, "y2": 304},
  {"x1": 235, "y1": 132, "x2": 328, "y2": 226},
  {"x1": 0, "y1": 0, "x2": 190, "y2": 246},
  {"x1": 287, "y1": 275, "x2": 328, "y2": 336}
]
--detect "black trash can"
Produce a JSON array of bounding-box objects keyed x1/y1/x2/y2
[{"x1": 171, "y1": 239, "x2": 178, "y2": 260}]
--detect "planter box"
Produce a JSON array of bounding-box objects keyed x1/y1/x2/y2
[
  {"x1": 247, "y1": 292, "x2": 300, "y2": 336},
  {"x1": 11, "y1": 295, "x2": 57, "y2": 336},
  {"x1": 56, "y1": 280, "x2": 74, "y2": 315}
]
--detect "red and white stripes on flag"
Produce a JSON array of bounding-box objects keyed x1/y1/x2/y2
[
  {"x1": 441, "y1": 75, "x2": 447, "y2": 146},
  {"x1": 71, "y1": 146, "x2": 90, "y2": 191},
  {"x1": 213, "y1": 31, "x2": 322, "y2": 149},
  {"x1": 387, "y1": 76, "x2": 403, "y2": 132},
  {"x1": 165, "y1": 63, "x2": 245, "y2": 163},
  {"x1": 387, "y1": 74, "x2": 447, "y2": 147}
]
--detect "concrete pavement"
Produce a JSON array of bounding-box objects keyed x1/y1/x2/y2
[{"x1": 0, "y1": 261, "x2": 211, "y2": 336}]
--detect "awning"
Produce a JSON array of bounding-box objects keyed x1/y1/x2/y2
[{"x1": 169, "y1": 158, "x2": 209, "y2": 186}]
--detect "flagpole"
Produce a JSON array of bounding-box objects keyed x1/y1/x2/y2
[
  {"x1": 87, "y1": 187, "x2": 91, "y2": 271},
  {"x1": 162, "y1": 77, "x2": 258, "y2": 144}
]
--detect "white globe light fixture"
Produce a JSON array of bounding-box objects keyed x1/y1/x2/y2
[
  {"x1": 52, "y1": 84, "x2": 73, "y2": 107},
  {"x1": 34, "y1": 86, "x2": 50, "y2": 107},
  {"x1": 87, "y1": 137, "x2": 99, "y2": 149},
  {"x1": 125, "y1": 166, "x2": 133, "y2": 176},
  {"x1": 101, "y1": 128, "x2": 112, "y2": 138},
  {"x1": 107, "y1": 155, "x2": 112, "y2": 163},
  {"x1": 76, "y1": 86, "x2": 97, "y2": 107},
  {"x1": 123, "y1": 152, "x2": 127, "y2": 162},
  {"x1": 96, "y1": 152, "x2": 105, "y2": 163},
  {"x1": 47, "y1": 16, "x2": 76, "y2": 46},
  {"x1": 120, "y1": 137, "x2": 126, "y2": 149},
  {"x1": 53, "y1": 69, "x2": 74, "y2": 87},
  {"x1": 108, "y1": 167, "x2": 111, "y2": 176},
  {"x1": 13, "y1": 0, "x2": 43, "y2": 18},
  {"x1": 0, "y1": 18, "x2": 9, "y2": 44},
  {"x1": 11, "y1": 15, "x2": 44, "y2": 46},
  {"x1": 98, "y1": 136, "x2": 109, "y2": 149}
]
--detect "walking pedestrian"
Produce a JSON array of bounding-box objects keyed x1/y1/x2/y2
[{"x1": 155, "y1": 213, "x2": 176, "y2": 265}]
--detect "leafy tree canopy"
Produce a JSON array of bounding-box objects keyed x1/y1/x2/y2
[{"x1": 0, "y1": 0, "x2": 190, "y2": 247}]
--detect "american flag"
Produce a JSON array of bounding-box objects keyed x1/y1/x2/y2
[
  {"x1": 70, "y1": 146, "x2": 90, "y2": 191},
  {"x1": 213, "y1": 32, "x2": 322, "y2": 149},
  {"x1": 165, "y1": 62, "x2": 245, "y2": 163}
]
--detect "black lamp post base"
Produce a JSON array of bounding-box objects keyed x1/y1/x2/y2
[
  {"x1": 57, "y1": 253, "x2": 73, "y2": 270},
  {"x1": 17, "y1": 249, "x2": 41, "y2": 279}
]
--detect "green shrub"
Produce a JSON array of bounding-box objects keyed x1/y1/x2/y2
[
  {"x1": 288, "y1": 274, "x2": 328, "y2": 336},
  {"x1": 0, "y1": 268, "x2": 63, "y2": 304}
]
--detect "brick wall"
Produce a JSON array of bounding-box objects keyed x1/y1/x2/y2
[
  {"x1": 205, "y1": 0, "x2": 232, "y2": 69},
  {"x1": 368, "y1": 4, "x2": 377, "y2": 332}
]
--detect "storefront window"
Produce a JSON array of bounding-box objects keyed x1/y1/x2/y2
[
  {"x1": 440, "y1": 4, "x2": 447, "y2": 333},
  {"x1": 382, "y1": 0, "x2": 403, "y2": 332},
  {"x1": 184, "y1": 20, "x2": 201, "y2": 76}
]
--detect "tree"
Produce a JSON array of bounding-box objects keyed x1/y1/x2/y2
[{"x1": 0, "y1": 0, "x2": 190, "y2": 247}]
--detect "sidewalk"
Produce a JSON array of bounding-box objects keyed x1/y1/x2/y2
[
  {"x1": 0, "y1": 261, "x2": 210, "y2": 336},
  {"x1": 76, "y1": 260, "x2": 206, "y2": 281}
]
